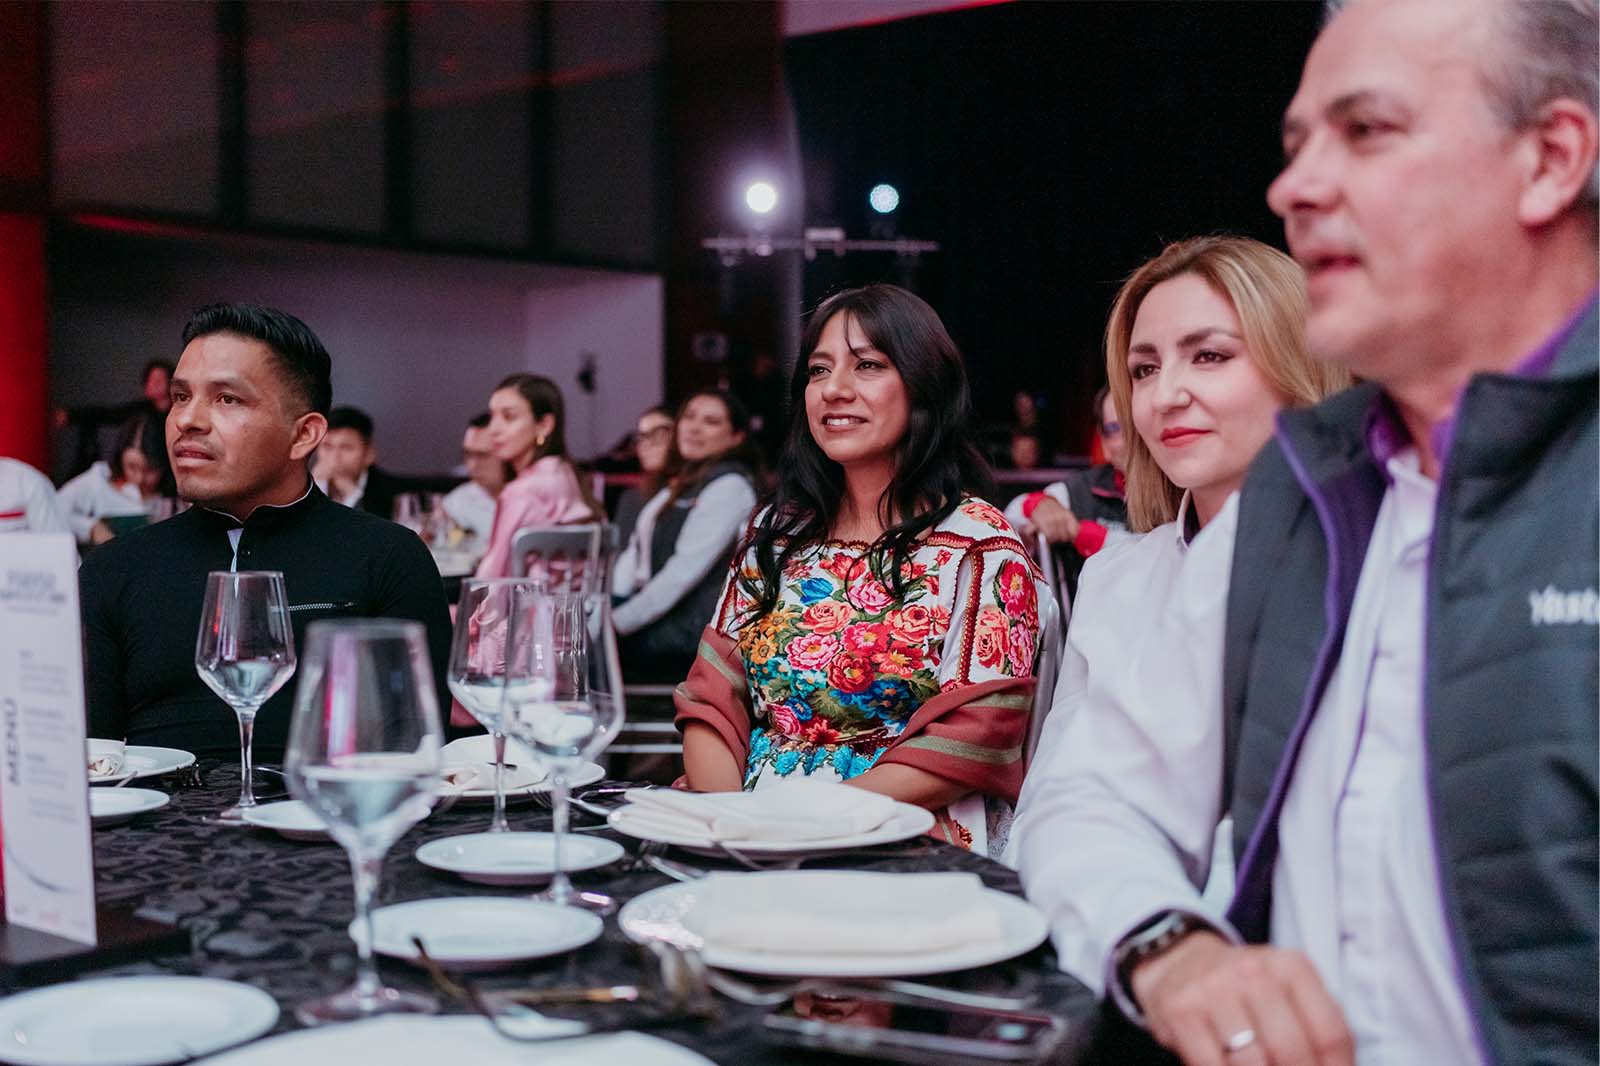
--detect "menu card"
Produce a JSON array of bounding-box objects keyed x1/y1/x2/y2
[{"x1": 0, "y1": 534, "x2": 97, "y2": 945}]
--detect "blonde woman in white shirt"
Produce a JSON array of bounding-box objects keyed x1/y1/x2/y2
[{"x1": 1007, "y1": 236, "x2": 1348, "y2": 1012}]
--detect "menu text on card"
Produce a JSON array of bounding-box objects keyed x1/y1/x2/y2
[{"x1": 0, "y1": 534, "x2": 98, "y2": 945}]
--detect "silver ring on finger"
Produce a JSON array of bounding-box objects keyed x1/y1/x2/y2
[{"x1": 1223, "y1": 1027, "x2": 1258, "y2": 1054}]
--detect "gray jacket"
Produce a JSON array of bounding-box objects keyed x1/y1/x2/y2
[{"x1": 1221, "y1": 300, "x2": 1598, "y2": 1065}]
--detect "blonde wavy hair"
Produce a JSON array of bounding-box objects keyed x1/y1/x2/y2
[{"x1": 1105, "y1": 235, "x2": 1351, "y2": 532}]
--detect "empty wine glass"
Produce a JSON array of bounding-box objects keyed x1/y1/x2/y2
[
  {"x1": 285, "y1": 619, "x2": 443, "y2": 1025},
  {"x1": 194, "y1": 571, "x2": 297, "y2": 823},
  {"x1": 447, "y1": 578, "x2": 541, "y2": 832},
  {"x1": 502, "y1": 589, "x2": 623, "y2": 911}
]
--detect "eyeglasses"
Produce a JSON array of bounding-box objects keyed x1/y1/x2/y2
[{"x1": 636, "y1": 426, "x2": 673, "y2": 443}]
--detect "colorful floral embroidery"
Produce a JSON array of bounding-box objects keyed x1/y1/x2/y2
[{"x1": 722, "y1": 499, "x2": 1041, "y2": 787}]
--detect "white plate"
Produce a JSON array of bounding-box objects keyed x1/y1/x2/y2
[
  {"x1": 241, "y1": 801, "x2": 330, "y2": 842},
  {"x1": 415, "y1": 832, "x2": 626, "y2": 886},
  {"x1": 438, "y1": 736, "x2": 603, "y2": 803},
  {"x1": 89, "y1": 788, "x2": 169, "y2": 828},
  {"x1": 353, "y1": 897, "x2": 603, "y2": 971},
  {"x1": 88, "y1": 746, "x2": 196, "y2": 787},
  {"x1": 197, "y1": 1016, "x2": 714, "y2": 1066},
  {"x1": 0, "y1": 976, "x2": 278, "y2": 1066},
  {"x1": 619, "y1": 876, "x2": 1048, "y2": 978},
  {"x1": 606, "y1": 800, "x2": 935, "y2": 857}
]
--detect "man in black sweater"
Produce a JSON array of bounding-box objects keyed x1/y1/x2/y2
[{"x1": 79, "y1": 304, "x2": 453, "y2": 761}]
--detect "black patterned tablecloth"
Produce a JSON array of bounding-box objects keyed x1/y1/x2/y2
[{"x1": 21, "y1": 765, "x2": 1168, "y2": 1065}]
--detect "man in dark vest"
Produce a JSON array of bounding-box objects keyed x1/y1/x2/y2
[{"x1": 1014, "y1": 2, "x2": 1597, "y2": 1064}]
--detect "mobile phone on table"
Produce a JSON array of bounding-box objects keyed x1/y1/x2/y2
[{"x1": 761, "y1": 988, "x2": 1069, "y2": 1064}]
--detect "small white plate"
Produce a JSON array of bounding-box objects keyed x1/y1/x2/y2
[
  {"x1": 241, "y1": 800, "x2": 330, "y2": 842},
  {"x1": 352, "y1": 897, "x2": 603, "y2": 971},
  {"x1": 197, "y1": 1016, "x2": 715, "y2": 1066},
  {"x1": 0, "y1": 976, "x2": 279, "y2": 1066},
  {"x1": 89, "y1": 788, "x2": 169, "y2": 828},
  {"x1": 438, "y1": 736, "x2": 604, "y2": 803},
  {"x1": 619, "y1": 876, "x2": 1048, "y2": 978},
  {"x1": 89, "y1": 746, "x2": 196, "y2": 787},
  {"x1": 415, "y1": 832, "x2": 626, "y2": 886},
  {"x1": 607, "y1": 800, "x2": 934, "y2": 857}
]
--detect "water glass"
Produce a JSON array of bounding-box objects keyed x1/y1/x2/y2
[
  {"x1": 194, "y1": 571, "x2": 296, "y2": 822},
  {"x1": 447, "y1": 578, "x2": 542, "y2": 832},
  {"x1": 502, "y1": 590, "x2": 622, "y2": 910},
  {"x1": 284, "y1": 619, "x2": 443, "y2": 1025}
]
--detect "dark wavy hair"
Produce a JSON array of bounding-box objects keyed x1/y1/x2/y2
[{"x1": 736, "y1": 284, "x2": 993, "y2": 623}]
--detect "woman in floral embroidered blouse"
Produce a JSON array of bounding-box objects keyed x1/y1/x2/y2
[{"x1": 675, "y1": 284, "x2": 1044, "y2": 854}]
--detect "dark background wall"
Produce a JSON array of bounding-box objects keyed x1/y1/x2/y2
[{"x1": 784, "y1": 0, "x2": 1322, "y2": 453}]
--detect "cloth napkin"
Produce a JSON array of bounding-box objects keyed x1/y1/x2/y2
[
  {"x1": 618, "y1": 778, "x2": 899, "y2": 843},
  {"x1": 87, "y1": 738, "x2": 126, "y2": 779},
  {"x1": 683, "y1": 870, "x2": 1004, "y2": 955}
]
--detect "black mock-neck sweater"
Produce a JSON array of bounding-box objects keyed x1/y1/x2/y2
[{"x1": 78, "y1": 483, "x2": 453, "y2": 761}]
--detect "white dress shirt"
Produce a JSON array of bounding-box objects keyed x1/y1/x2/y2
[
  {"x1": 441, "y1": 480, "x2": 497, "y2": 542},
  {"x1": 315, "y1": 468, "x2": 367, "y2": 509},
  {"x1": 1011, "y1": 496, "x2": 1234, "y2": 998},
  {"x1": 1016, "y1": 451, "x2": 1482, "y2": 1064}
]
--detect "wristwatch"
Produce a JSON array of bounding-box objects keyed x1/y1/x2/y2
[{"x1": 1111, "y1": 911, "x2": 1208, "y2": 1011}]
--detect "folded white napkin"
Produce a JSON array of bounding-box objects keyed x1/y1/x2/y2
[
  {"x1": 618, "y1": 778, "x2": 899, "y2": 843},
  {"x1": 87, "y1": 738, "x2": 126, "y2": 778},
  {"x1": 684, "y1": 871, "x2": 1004, "y2": 955}
]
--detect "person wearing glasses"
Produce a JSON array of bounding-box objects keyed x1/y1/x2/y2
[{"x1": 612, "y1": 405, "x2": 676, "y2": 547}]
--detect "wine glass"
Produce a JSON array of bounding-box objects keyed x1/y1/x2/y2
[
  {"x1": 194, "y1": 571, "x2": 297, "y2": 823},
  {"x1": 284, "y1": 619, "x2": 443, "y2": 1025},
  {"x1": 447, "y1": 578, "x2": 541, "y2": 832},
  {"x1": 502, "y1": 589, "x2": 623, "y2": 911}
]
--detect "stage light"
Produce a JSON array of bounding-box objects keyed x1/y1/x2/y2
[
  {"x1": 744, "y1": 181, "x2": 778, "y2": 215},
  {"x1": 869, "y1": 183, "x2": 900, "y2": 214}
]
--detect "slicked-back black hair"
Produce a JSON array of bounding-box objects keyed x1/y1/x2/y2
[{"x1": 181, "y1": 303, "x2": 333, "y2": 416}]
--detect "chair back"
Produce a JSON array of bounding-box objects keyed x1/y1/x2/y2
[
  {"x1": 510, "y1": 523, "x2": 626, "y2": 723},
  {"x1": 1024, "y1": 531, "x2": 1066, "y2": 767}
]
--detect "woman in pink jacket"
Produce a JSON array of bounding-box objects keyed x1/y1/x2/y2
[{"x1": 474, "y1": 373, "x2": 597, "y2": 579}]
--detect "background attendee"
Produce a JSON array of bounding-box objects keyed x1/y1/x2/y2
[
  {"x1": 1005, "y1": 386, "x2": 1132, "y2": 600},
  {"x1": 440, "y1": 411, "x2": 503, "y2": 546},
  {"x1": 57, "y1": 359, "x2": 175, "y2": 492},
  {"x1": 676, "y1": 284, "x2": 1042, "y2": 856},
  {"x1": 0, "y1": 456, "x2": 69, "y2": 534},
  {"x1": 1006, "y1": 430, "x2": 1043, "y2": 471},
  {"x1": 611, "y1": 405, "x2": 675, "y2": 546},
  {"x1": 1009, "y1": 233, "x2": 1349, "y2": 991},
  {"x1": 612, "y1": 390, "x2": 759, "y2": 682},
  {"x1": 56, "y1": 416, "x2": 163, "y2": 545},
  {"x1": 79, "y1": 303, "x2": 452, "y2": 760},
  {"x1": 1023, "y1": 2, "x2": 1598, "y2": 1064},
  {"x1": 474, "y1": 373, "x2": 598, "y2": 579},
  {"x1": 312, "y1": 405, "x2": 408, "y2": 519}
]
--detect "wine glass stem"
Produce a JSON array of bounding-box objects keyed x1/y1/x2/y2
[
  {"x1": 236, "y1": 711, "x2": 257, "y2": 810},
  {"x1": 490, "y1": 731, "x2": 508, "y2": 833},
  {"x1": 350, "y1": 850, "x2": 384, "y2": 1005},
  {"x1": 548, "y1": 771, "x2": 572, "y2": 904}
]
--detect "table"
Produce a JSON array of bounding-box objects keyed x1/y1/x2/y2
[{"x1": 34, "y1": 765, "x2": 1171, "y2": 1065}]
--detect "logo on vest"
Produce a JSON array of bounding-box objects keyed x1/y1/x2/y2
[{"x1": 1528, "y1": 585, "x2": 1600, "y2": 626}]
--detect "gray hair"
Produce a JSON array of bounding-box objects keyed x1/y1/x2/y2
[
  {"x1": 1482, "y1": 0, "x2": 1599, "y2": 207},
  {"x1": 1325, "y1": 0, "x2": 1599, "y2": 207}
]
